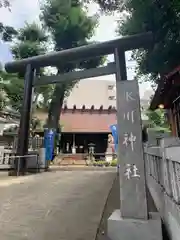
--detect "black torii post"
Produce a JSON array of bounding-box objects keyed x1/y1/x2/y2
[
  {"x1": 5, "y1": 32, "x2": 152, "y2": 178},
  {"x1": 15, "y1": 65, "x2": 36, "y2": 174}
]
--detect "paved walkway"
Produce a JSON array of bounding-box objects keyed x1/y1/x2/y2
[{"x1": 0, "y1": 170, "x2": 115, "y2": 240}]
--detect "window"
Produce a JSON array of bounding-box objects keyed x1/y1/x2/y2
[
  {"x1": 108, "y1": 96, "x2": 116, "y2": 100},
  {"x1": 108, "y1": 85, "x2": 114, "y2": 90}
]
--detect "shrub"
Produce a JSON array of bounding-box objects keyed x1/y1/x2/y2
[
  {"x1": 96, "y1": 160, "x2": 105, "y2": 166},
  {"x1": 111, "y1": 159, "x2": 117, "y2": 167},
  {"x1": 104, "y1": 161, "x2": 110, "y2": 167},
  {"x1": 92, "y1": 160, "x2": 118, "y2": 167},
  {"x1": 92, "y1": 160, "x2": 110, "y2": 167}
]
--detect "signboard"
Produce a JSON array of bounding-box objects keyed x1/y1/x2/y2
[
  {"x1": 110, "y1": 124, "x2": 118, "y2": 153},
  {"x1": 116, "y1": 79, "x2": 147, "y2": 220},
  {"x1": 44, "y1": 129, "x2": 56, "y2": 161}
]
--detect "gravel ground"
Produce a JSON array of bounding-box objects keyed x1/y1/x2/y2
[{"x1": 0, "y1": 170, "x2": 115, "y2": 240}]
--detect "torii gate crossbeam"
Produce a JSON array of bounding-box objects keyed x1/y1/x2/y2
[{"x1": 5, "y1": 32, "x2": 152, "y2": 73}]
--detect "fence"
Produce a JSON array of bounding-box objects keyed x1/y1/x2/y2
[
  {"x1": 145, "y1": 145, "x2": 180, "y2": 204},
  {"x1": 0, "y1": 151, "x2": 40, "y2": 175},
  {"x1": 13, "y1": 136, "x2": 44, "y2": 150},
  {"x1": 144, "y1": 144, "x2": 180, "y2": 240}
]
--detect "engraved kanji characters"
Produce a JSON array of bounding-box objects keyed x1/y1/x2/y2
[
  {"x1": 124, "y1": 164, "x2": 140, "y2": 180},
  {"x1": 122, "y1": 89, "x2": 141, "y2": 180},
  {"x1": 123, "y1": 132, "x2": 136, "y2": 151},
  {"x1": 123, "y1": 110, "x2": 135, "y2": 123}
]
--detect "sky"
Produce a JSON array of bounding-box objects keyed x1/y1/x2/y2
[{"x1": 0, "y1": 0, "x2": 153, "y2": 99}]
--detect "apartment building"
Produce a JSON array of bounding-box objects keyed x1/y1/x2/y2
[{"x1": 63, "y1": 79, "x2": 116, "y2": 109}]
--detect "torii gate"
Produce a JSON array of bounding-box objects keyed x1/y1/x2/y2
[{"x1": 5, "y1": 32, "x2": 162, "y2": 240}]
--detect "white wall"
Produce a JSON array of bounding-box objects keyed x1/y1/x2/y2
[{"x1": 64, "y1": 79, "x2": 116, "y2": 109}]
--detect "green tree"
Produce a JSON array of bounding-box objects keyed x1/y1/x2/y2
[
  {"x1": 0, "y1": 22, "x2": 17, "y2": 41},
  {"x1": 0, "y1": 72, "x2": 24, "y2": 110},
  {"x1": 0, "y1": 20, "x2": 17, "y2": 110},
  {"x1": 0, "y1": 21, "x2": 18, "y2": 110},
  {"x1": 1, "y1": 23, "x2": 51, "y2": 111},
  {"x1": 41, "y1": 0, "x2": 104, "y2": 129},
  {"x1": 12, "y1": 23, "x2": 48, "y2": 66},
  {"x1": 0, "y1": 0, "x2": 121, "y2": 12},
  {"x1": 0, "y1": 1, "x2": 18, "y2": 43},
  {"x1": 0, "y1": 0, "x2": 11, "y2": 9},
  {"x1": 84, "y1": 0, "x2": 120, "y2": 12},
  {"x1": 146, "y1": 109, "x2": 169, "y2": 129},
  {"x1": 117, "y1": 0, "x2": 180, "y2": 83}
]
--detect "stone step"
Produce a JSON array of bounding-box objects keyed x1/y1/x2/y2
[
  {"x1": 54, "y1": 154, "x2": 88, "y2": 166},
  {"x1": 59, "y1": 158, "x2": 87, "y2": 166}
]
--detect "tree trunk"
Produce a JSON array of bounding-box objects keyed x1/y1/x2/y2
[
  {"x1": 47, "y1": 84, "x2": 65, "y2": 130},
  {"x1": 31, "y1": 93, "x2": 39, "y2": 116}
]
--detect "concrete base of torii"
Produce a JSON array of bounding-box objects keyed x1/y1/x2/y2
[{"x1": 107, "y1": 210, "x2": 162, "y2": 240}]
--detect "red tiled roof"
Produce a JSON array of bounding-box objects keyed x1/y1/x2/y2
[{"x1": 60, "y1": 110, "x2": 117, "y2": 133}]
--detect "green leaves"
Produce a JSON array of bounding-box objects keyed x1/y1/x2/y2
[
  {"x1": 41, "y1": 0, "x2": 98, "y2": 50},
  {"x1": 0, "y1": 0, "x2": 11, "y2": 10},
  {"x1": 84, "y1": 0, "x2": 120, "y2": 12},
  {"x1": 0, "y1": 22, "x2": 17, "y2": 42},
  {"x1": 118, "y1": 0, "x2": 180, "y2": 83},
  {"x1": 12, "y1": 23, "x2": 48, "y2": 60},
  {"x1": 40, "y1": 0, "x2": 104, "y2": 128},
  {"x1": 12, "y1": 41, "x2": 46, "y2": 59},
  {"x1": 146, "y1": 109, "x2": 168, "y2": 128},
  {"x1": 0, "y1": 22, "x2": 51, "y2": 112},
  {"x1": 17, "y1": 23, "x2": 48, "y2": 42},
  {"x1": 1, "y1": 0, "x2": 104, "y2": 130},
  {"x1": 0, "y1": 72, "x2": 24, "y2": 111}
]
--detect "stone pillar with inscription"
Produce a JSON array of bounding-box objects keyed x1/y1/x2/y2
[
  {"x1": 107, "y1": 49, "x2": 162, "y2": 240},
  {"x1": 117, "y1": 79, "x2": 148, "y2": 219}
]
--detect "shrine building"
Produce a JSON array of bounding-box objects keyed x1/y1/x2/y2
[
  {"x1": 150, "y1": 65, "x2": 180, "y2": 137},
  {"x1": 36, "y1": 79, "x2": 117, "y2": 156}
]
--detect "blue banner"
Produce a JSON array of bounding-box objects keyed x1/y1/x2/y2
[
  {"x1": 44, "y1": 129, "x2": 56, "y2": 161},
  {"x1": 110, "y1": 124, "x2": 118, "y2": 153}
]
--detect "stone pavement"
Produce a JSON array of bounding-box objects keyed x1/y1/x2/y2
[
  {"x1": 0, "y1": 170, "x2": 115, "y2": 240},
  {"x1": 0, "y1": 172, "x2": 36, "y2": 187}
]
